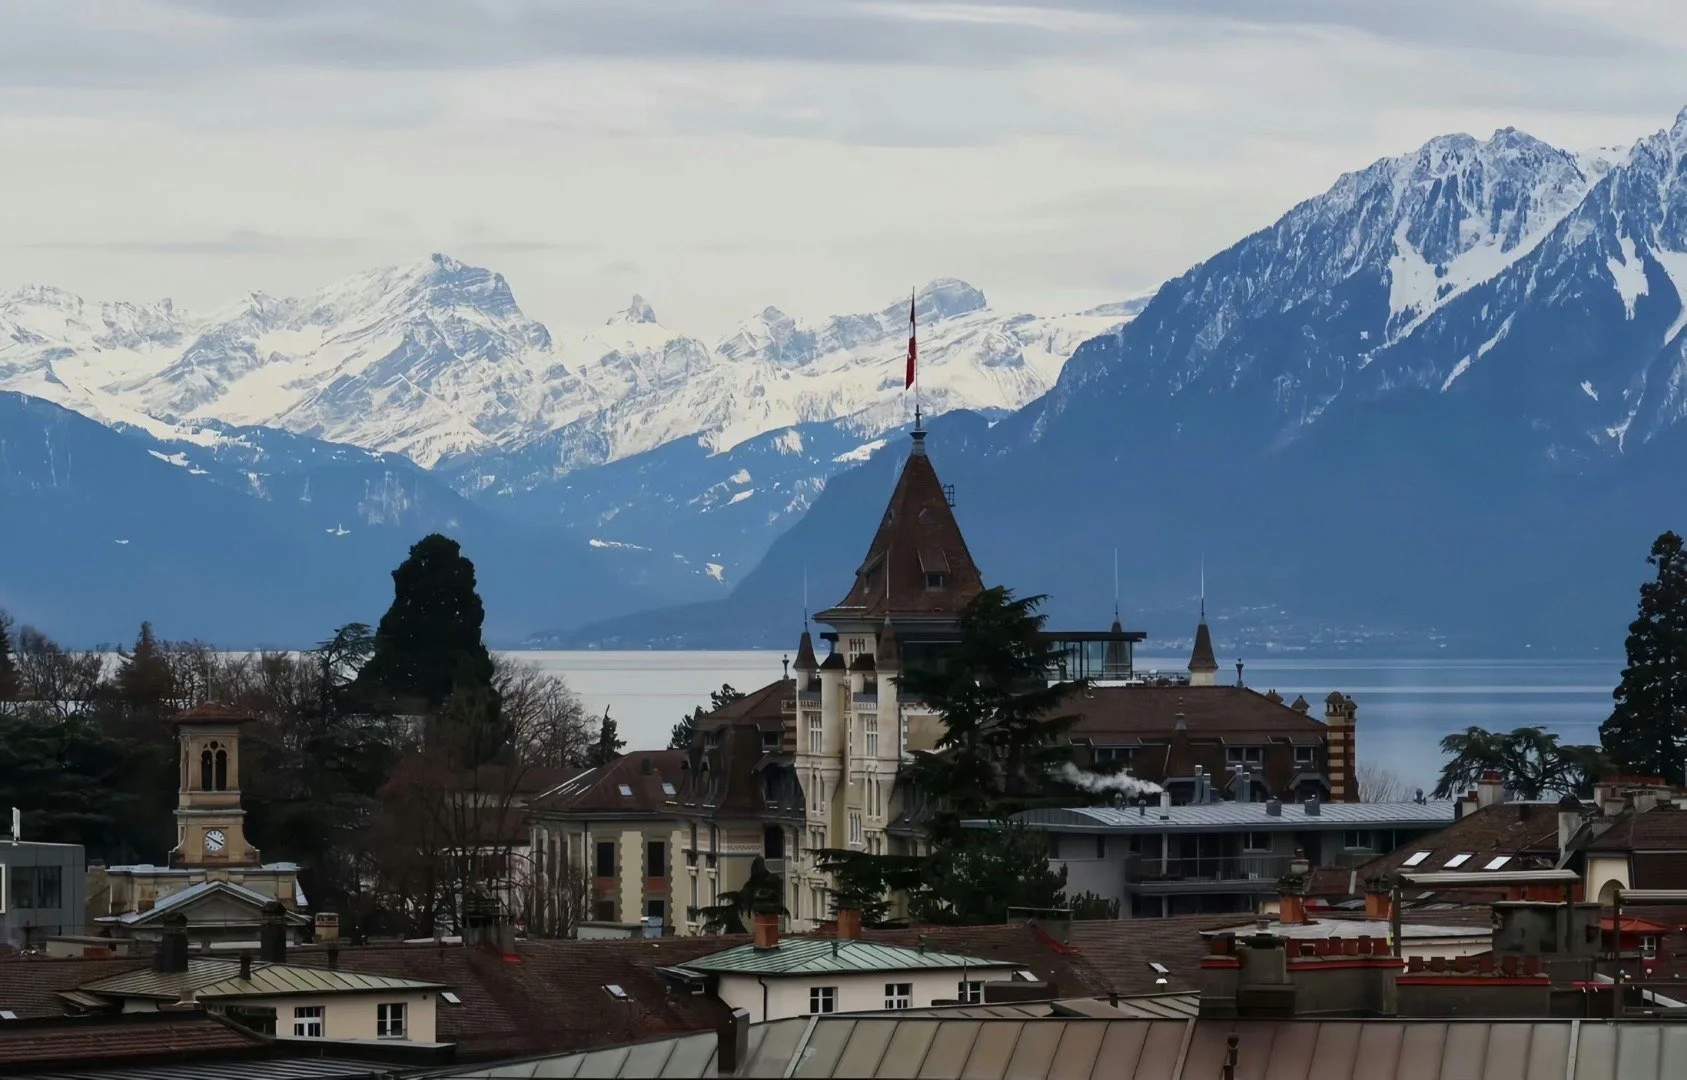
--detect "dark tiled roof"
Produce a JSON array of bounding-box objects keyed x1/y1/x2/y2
[
  {"x1": 1064, "y1": 917, "x2": 1220, "y2": 995},
  {"x1": 0, "y1": 957, "x2": 150, "y2": 1019},
  {"x1": 681, "y1": 719, "x2": 802, "y2": 819},
  {"x1": 173, "y1": 703, "x2": 252, "y2": 726},
  {"x1": 0, "y1": 1011, "x2": 265, "y2": 1069},
  {"x1": 1584, "y1": 808, "x2": 1687, "y2": 852},
  {"x1": 817, "y1": 443, "x2": 985, "y2": 621},
  {"x1": 1066, "y1": 685, "x2": 1332, "y2": 739},
  {"x1": 794, "y1": 631, "x2": 818, "y2": 671},
  {"x1": 859, "y1": 924, "x2": 1109, "y2": 997},
  {"x1": 533, "y1": 751, "x2": 687, "y2": 817},
  {"x1": 1354, "y1": 802, "x2": 1561, "y2": 886},
  {"x1": 1187, "y1": 622, "x2": 1217, "y2": 674},
  {"x1": 696, "y1": 679, "x2": 790, "y2": 733},
  {"x1": 290, "y1": 938, "x2": 739, "y2": 1060}
]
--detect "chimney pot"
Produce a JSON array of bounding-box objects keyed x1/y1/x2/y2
[
  {"x1": 752, "y1": 912, "x2": 781, "y2": 951},
  {"x1": 1265, "y1": 798, "x2": 1282, "y2": 817},
  {"x1": 239, "y1": 952, "x2": 252, "y2": 980},
  {"x1": 836, "y1": 908, "x2": 862, "y2": 941}
]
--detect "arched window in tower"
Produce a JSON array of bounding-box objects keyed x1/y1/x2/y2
[
  {"x1": 214, "y1": 744, "x2": 229, "y2": 791},
  {"x1": 200, "y1": 746, "x2": 214, "y2": 791}
]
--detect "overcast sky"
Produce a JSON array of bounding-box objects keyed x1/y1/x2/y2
[{"x1": 2, "y1": 0, "x2": 1684, "y2": 337}]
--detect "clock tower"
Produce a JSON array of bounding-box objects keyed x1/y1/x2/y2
[{"x1": 171, "y1": 703, "x2": 262, "y2": 868}]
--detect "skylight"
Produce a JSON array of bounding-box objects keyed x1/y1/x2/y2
[
  {"x1": 604, "y1": 984, "x2": 630, "y2": 1000},
  {"x1": 441, "y1": 992, "x2": 462, "y2": 1005},
  {"x1": 1444, "y1": 853, "x2": 1473, "y2": 868},
  {"x1": 1401, "y1": 851, "x2": 1430, "y2": 867},
  {"x1": 662, "y1": 782, "x2": 677, "y2": 796},
  {"x1": 618, "y1": 784, "x2": 634, "y2": 797},
  {"x1": 1484, "y1": 856, "x2": 1512, "y2": 871},
  {"x1": 0, "y1": 1011, "x2": 18, "y2": 1021}
]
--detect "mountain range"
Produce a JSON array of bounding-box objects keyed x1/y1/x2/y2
[
  {"x1": 563, "y1": 107, "x2": 1687, "y2": 654},
  {"x1": 7, "y1": 106, "x2": 1687, "y2": 651}
]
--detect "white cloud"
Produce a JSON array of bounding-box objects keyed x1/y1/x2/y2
[{"x1": 0, "y1": 0, "x2": 1682, "y2": 337}]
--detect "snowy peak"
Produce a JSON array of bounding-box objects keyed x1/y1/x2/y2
[
  {"x1": 608, "y1": 294, "x2": 659, "y2": 325},
  {"x1": 907, "y1": 278, "x2": 988, "y2": 321}
]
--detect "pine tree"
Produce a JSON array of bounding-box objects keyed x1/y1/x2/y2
[
  {"x1": 357, "y1": 534, "x2": 500, "y2": 722},
  {"x1": 669, "y1": 707, "x2": 700, "y2": 750},
  {"x1": 1601, "y1": 531, "x2": 1687, "y2": 785},
  {"x1": 592, "y1": 708, "x2": 625, "y2": 766},
  {"x1": 0, "y1": 609, "x2": 19, "y2": 702}
]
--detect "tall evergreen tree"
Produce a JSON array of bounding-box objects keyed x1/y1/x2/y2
[
  {"x1": 1601, "y1": 531, "x2": 1687, "y2": 785},
  {"x1": 669, "y1": 707, "x2": 701, "y2": 750},
  {"x1": 356, "y1": 534, "x2": 501, "y2": 735},
  {"x1": 592, "y1": 708, "x2": 626, "y2": 766},
  {"x1": 1433, "y1": 725, "x2": 1607, "y2": 799},
  {"x1": 691, "y1": 856, "x2": 787, "y2": 934},
  {"x1": 0, "y1": 609, "x2": 19, "y2": 701}
]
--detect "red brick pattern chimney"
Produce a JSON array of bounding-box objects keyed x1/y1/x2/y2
[
  {"x1": 836, "y1": 908, "x2": 862, "y2": 941},
  {"x1": 752, "y1": 912, "x2": 781, "y2": 950},
  {"x1": 1323, "y1": 693, "x2": 1358, "y2": 803}
]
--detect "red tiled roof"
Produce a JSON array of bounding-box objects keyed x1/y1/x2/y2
[
  {"x1": 1585, "y1": 808, "x2": 1687, "y2": 852},
  {"x1": 1353, "y1": 803, "x2": 1561, "y2": 886},
  {"x1": 696, "y1": 679, "x2": 791, "y2": 733},
  {"x1": 817, "y1": 441, "x2": 985, "y2": 622},
  {"x1": 1064, "y1": 916, "x2": 1223, "y2": 994},
  {"x1": 0, "y1": 1011, "x2": 265, "y2": 1068},
  {"x1": 1066, "y1": 685, "x2": 1332, "y2": 739},
  {"x1": 532, "y1": 750, "x2": 687, "y2": 817}
]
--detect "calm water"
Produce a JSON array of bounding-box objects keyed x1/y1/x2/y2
[{"x1": 513, "y1": 651, "x2": 1621, "y2": 794}]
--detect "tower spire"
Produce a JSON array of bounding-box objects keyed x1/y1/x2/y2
[
  {"x1": 1112, "y1": 547, "x2": 1120, "y2": 622},
  {"x1": 1200, "y1": 554, "x2": 1206, "y2": 622}
]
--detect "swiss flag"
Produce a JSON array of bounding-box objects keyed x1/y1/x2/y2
[{"x1": 905, "y1": 292, "x2": 917, "y2": 390}]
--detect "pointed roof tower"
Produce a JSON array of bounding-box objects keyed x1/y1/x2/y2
[
  {"x1": 875, "y1": 620, "x2": 902, "y2": 671},
  {"x1": 1188, "y1": 621, "x2": 1219, "y2": 684},
  {"x1": 815, "y1": 432, "x2": 984, "y2": 625},
  {"x1": 793, "y1": 629, "x2": 818, "y2": 671}
]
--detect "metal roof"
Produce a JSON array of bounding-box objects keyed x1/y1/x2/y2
[
  {"x1": 94, "y1": 880, "x2": 312, "y2": 927},
  {"x1": 998, "y1": 801, "x2": 1456, "y2": 833},
  {"x1": 681, "y1": 939, "x2": 1015, "y2": 976},
  {"x1": 870, "y1": 994, "x2": 1200, "y2": 1021},
  {"x1": 441, "y1": 1016, "x2": 1687, "y2": 1079},
  {"x1": 79, "y1": 957, "x2": 443, "y2": 1000}
]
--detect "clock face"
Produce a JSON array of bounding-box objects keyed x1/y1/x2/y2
[{"x1": 205, "y1": 829, "x2": 227, "y2": 853}]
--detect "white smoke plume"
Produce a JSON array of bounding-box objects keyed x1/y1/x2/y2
[{"x1": 1056, "y1": 762, "x2": 1164, "y2": 797}]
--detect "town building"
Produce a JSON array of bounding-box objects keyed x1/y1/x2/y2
[
  {"x1": 1, "y1": 837, "x2": 85, "y2": 948},
  {"x1": 667, "y1": 913, "x2": 1025, "y2": 1021},
  {"x1": 1001, "y1": 797, "x2": 1454, "y2": 918},
  {"x1": 665, "y1": 425, "x2": 1369, "y2": 930},
  {"x1": 90, "y1": 705, "x2": 308, "y2": 948}
]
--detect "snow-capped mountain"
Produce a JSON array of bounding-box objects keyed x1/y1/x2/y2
[
  {"x1": 0, "y1": 259, "x2": 1139, "y2": 474},
  {"x1": 567, "y1": 106, "x2": 1687, "y2": 651}
]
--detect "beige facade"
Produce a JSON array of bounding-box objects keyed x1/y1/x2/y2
[
  {"x1": 715, "y1": 966, "x2": 1018, "y2": 1022},
  {"x1": 219, "y1": 990, "x2": 438, "y2": 1042},
  {"x1": 529, "y1": 815, "x2": 695, "y2": 931}
]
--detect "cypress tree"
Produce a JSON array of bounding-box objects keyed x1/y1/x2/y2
[
  {"x1": 1601, "y1": 531, "x2": 1687, "y2": 785},
  {"x1": 592, "y1": 708, "x2": 625, "y2": 765},
  {"x1": 358, "y1": 534, "x2": 499, "y2": 718},
  {"x1": 0, "y1": 610, "x2": 19, "y2": 701}
]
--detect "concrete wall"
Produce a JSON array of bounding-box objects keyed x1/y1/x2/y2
[
  {"x1": 716, "y1": 966, "x2": 1020, "y2": 1022},
  {"x1": 1587, "y1": 855, "x2": 1631, "y2": 904},
  {"x1": 1, "y1": 840, "x2": 86, "y2": 945}
]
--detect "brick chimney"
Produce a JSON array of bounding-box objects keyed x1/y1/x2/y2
[
  {"x1": 1364, "y1": 882, "x2": 1393, "y2": 921},
  {"x1": 1277, "y1": 851, "x2": 1312, "y2": 926},
  {"x1": 752, "y1": 912, "x2": 781, "y2": 950},
  {"x1": 836, "y1": 908, "x2": 862, "y2": 941},
  {"x1": 1323, "y1": 692, "x2": 1358, "y2": 803}
]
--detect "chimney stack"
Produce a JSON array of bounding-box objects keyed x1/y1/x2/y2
[
  {"x1": 314, "y1": 912, "x2": 340, "y2": 944},
  {"x1": 259, "y1": 901, "x2": 288, "y2": 964},
  {"x1": 717, "y1": 1008, "x2": 750, "y2": 1075},
  {"x1": 836, "y1": 908, "x2": 862, "y2": 941},
  {"x1": 1323, "y1": 692, "x2": 1357, "y2": 803},
  {"x1": 1557, "y1": 794, "x2": 1584, "y2": 857},
  {"x1": 752, "y1": 912, "x2": 781, "y2": 951},
  {"x1": 154, "y1": 912, "x2": 190, "y2": 974},
  {"x1": 239, "y1": 952, "x2": 252, "y2": 981},
  {"x1": 1476, "y1": 771, "x2": 1505, "y2": 809},
  {"x1": 1277, "y1": 852, "x2": 1311, "y2": 925}
]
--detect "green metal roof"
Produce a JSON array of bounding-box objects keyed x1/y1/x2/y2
[
  {"x1": 680, "y1": 938, "x2": 1015, "y2": 976},
  {"x1": 78, "y1": 957, "x2": 443, "y2": 1001}
]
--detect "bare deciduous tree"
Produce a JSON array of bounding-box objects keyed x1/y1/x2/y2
[
  {"x1": 496, "y1": 657, "x2": 592, "y2": 769},
  {"x1": 1357, "y1": 761, "x2": 1411, "y2": 803}
]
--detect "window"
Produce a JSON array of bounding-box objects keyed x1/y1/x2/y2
[
  {"x1": 645, "y1": 899, "x2": 666, "y2": 921},
  {"x1": 617, "y1": 784, "x2": 633, "y2": 797},
  {"x1": 1294, "y1": 746, "x2": 1317, "y2": 766},
  {"x1": 885, "y1": 983, "x2": 912, "y2": 1009},
  {"x1": 1444, "y1": 853, "x2": 1473, "y2": 868},
  {"x1": 200, "y1": 741, "x2": 229, "y2": 791},
  {"x1": 604, "y1": 984, "x2": 630, "y2": 1000},
  {"x1": 377, "y1": 1002, "x2": 407, "y2": 1039},
  {"x1": 1483, "y1": 856, "x2": 1512, "y2": 871},
  {"x1": 865, "y1": 714, "x2": 879, "y2": 757},
  {"x1": 594, "y1": 900, "x2": 616, "y2": 921},
  {"x1": 648, "y1": 840, "x2": 667, "y2": 878},
  {"x1": 221, "y1": 1005, "x2": 276, "y2": 1036},
  {"x1": 925, "y1": 572, "x2": 947, "y2": 590},
  {"x1": 1343, "y1": 831, "x2": 1375, "y2": 852},
  {"x1": 595, "y1": 841, "x2": 616, "y2": 878},
  {"x1": 661, "y1": 782, "x2": 677, "y2": 796},
  {"x1": 1225, "y1": 747, "x2": 1264, "y2": 766},
  {"x1": 1094, "y1": 747, "x2": 1135, "y2": 765},
  {"x1": 958, "y1": 981, "x2": 985, "y2": 1005},
  {"x1": 292, "y1": 1006, "x2": 324, "y2": 1038},
  {"x1": 1095, "y1": 835, "x2": 1107, "y2": 859},
  {"x1": 762, "y1": 730, "x2": 781, "y2": 752},
  {"x1": 848, "y1": 638, "x2": 867, "y2": 656},
  {"x1": 809, "y1": 987, "x2": 837, "y2": 1014},
  {"x1": 808, "y1": 713, "x2": 824, "y2": 755},
  {"x1": 849, "y1": 812, "x2": 863, "y2": 846},
  {"x1": 1401, "y1": 851, "x2": 1431, "y2": 868},
  {"x1": 7, "y1": 866, "x2": 62, "y2": 910},
  {"x1": 1641, "y1": 936, "x2": 1659, "y2": 959},
  {"x1": 1243, "y1": 832, "x2": 1273, "y2": 853}
]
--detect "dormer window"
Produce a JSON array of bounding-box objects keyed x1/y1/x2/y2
[
  {"x1": 761, "y1": 731, "x2": 781, "y2": 752},
  {"x1": 925, "y1": 572, "x2": 947, "y2": 590}
]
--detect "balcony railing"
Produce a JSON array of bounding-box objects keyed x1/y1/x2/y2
[
  {"x1": 1123, "y1": 853, "x2": 1295, "y2": 885},
  {"x1": 853, "y1": 692, "x2": 878, "y2": 705},
  {"x1": 797, "y1": 690, "x2": 821, "y2": 703}
]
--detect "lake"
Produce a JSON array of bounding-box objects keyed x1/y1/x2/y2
[{"x1": 514, "y1": 651, "x2": 1621, "y2": 794}]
